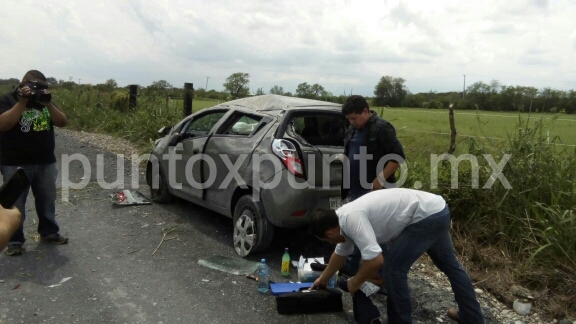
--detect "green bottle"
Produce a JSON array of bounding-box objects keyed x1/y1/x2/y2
[{"x1": 281, "y1": 248, "x2": 290, "y2": 277}]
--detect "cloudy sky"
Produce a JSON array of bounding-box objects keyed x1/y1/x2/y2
[{"x1": 1, "y1": 0, "x2": 575, "y2": 96}]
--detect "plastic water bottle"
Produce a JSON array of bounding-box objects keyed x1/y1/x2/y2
[
  {"x1": 257, "y1": 259, "x2": 269, "y2": 293},
  {"x1": 281, "y1": 248, "x2": 290, "y2": 277},
  {"x1": 327, "y1": 273, "x2": 336, "y2": 289}
]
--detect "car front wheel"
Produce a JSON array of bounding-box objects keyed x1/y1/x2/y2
[{"x1": 233, "y1": 195, "x2": 274, "y2": 257}]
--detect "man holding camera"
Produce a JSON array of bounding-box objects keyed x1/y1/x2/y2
[{"x1": 0, "y1": 70, "x2": 68, "y2": 256}]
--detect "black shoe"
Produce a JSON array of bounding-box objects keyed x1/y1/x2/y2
[
  {"x1": 6, "y1": 244, "x2": 25, "y2": 256},
  {"x1": 41, "y1": 234, "x2": 69, "y2": 245}
]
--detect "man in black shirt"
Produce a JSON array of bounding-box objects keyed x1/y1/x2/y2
[
  {"x1": 340, "y1": 95, "x2": 405, "y2": 288},
  {"x1": 0, "y1": 70, "x2": 69, "y2": 256}
]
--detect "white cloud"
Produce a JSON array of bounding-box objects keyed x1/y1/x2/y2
[{"x1": 1, "y1": 0, "x2": 575, "y2": 95}]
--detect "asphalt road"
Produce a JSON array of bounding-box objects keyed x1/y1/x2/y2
[{"x1": 0, "y1": 131, "x2": 500, "y2": 324}]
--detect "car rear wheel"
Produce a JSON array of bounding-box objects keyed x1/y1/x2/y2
[
  {"x1": 233, "y1": 195, "x2": 274, "y2": 257},
  {"x1": 149, "y1": 167, "x2": 172, "y2": 204}
]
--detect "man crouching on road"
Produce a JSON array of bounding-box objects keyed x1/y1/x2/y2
[{"x1": 308, "y1": 188, "x2": 485, "y2": 324}]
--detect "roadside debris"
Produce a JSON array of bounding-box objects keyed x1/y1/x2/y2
[
  {"x1": 47, "y1": 277, "x2": 73, "y2": 288},
  {"x1": 110, "y1": 190, "x2": 152, "y2": 206},
  {"x1": 152, "y1": 225, "x2": 182, "y2": 256},
  {"x1": 513, "y1": 299, "x2": 532, "y2": 316},
  {"x1": 118, "y1": 249, "x2": 142, "y2": 257},
  {"x1": 197, "y1": 255, "x2": 260, "y2": 276}
]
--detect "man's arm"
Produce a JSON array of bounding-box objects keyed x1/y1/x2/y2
[
  {"x1": 372, "y1": 162, "x2": 399, "y2": 190},
  {"x1": 45, "y1": 102, "x2": 67, "y2": 127},
  {"x1": 310, "y1": 252, "x2": 347, "y2": 290},
  {"x1": 372, "y1": 123, "x2": 405, "y2": 190},
  {"x1": 346, "y1": 253, "x2": 384, "y2": 294},
  {"x1": 0, "y1": 206, "x2": 22, "y2": 251},
  {"x1": 0, "y1": 101, "x2": 27, "y2": 132}
]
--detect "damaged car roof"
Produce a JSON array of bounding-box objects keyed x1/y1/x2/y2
[{"x1": 210, "y1": 94, "x2": 342, "y2": 114}]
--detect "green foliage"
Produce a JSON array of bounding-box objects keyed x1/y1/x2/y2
[
  {"x1": 295, "y1": 82, "x2": 314, "y2": 98},
  {"x1": 110, "y1": 90, "x2": 130, "y2": 111},
  {"x1": 294, "y1": 82, "x2": 332, "y2": 100},
  {"x1": 373, "y1": 76, "x2": 408, "y2": 107},
  {"x1": 427, "y1": 115, "x2": 575, "y2": 290},
  {"x1": 269, "y1": 85, "x2": 284, "y2": 95},
  {"x1": 223, "y1": 72, "x2": 250, "y2": 99}
]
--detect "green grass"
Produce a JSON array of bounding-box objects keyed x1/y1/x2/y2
[{"x1": 376, "y1": 107, "x2": 576, "y2": 145}]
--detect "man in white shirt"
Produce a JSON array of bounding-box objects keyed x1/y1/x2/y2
[{"x1": 309, "y1": 188, "x2": 485, "y2": 324}]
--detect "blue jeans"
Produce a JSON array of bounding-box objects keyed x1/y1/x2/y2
[
  {"x1": 383, "y1": 206, "x2": 485, "y2": 324},
  {"x1": 1, "y1": 163, "x2": 60, "y2": 245}
]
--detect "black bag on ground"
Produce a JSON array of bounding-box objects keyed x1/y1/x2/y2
[{"x1": 275, "y1": 288, "x2": 343, "y2": 314}]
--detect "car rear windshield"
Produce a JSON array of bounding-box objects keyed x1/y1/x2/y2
[{"x1": 290, "y1": 113, "x2": 348, "y2": 147}]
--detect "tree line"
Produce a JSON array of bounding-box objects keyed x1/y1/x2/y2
[{"x1": 2, "y1": 73, "x2": 574, "y2": 114}]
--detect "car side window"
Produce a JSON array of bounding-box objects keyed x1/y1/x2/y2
[
  {"x1": 221, "y1": 114, "x2": 263, "y2": 136},
  {"x1": 292, "y1": 114, "x2": 347, "y2": 146},
  {"x1": 184, "y1": 111, "x2": 227, "y2": 137}
]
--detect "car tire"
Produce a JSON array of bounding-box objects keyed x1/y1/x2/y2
[
  {"x1": 233, "y1": 195, "x2": 274, "y2": 257},
  {"x1": 149, "y1": 166, "x2": 172, "y2": 204}
]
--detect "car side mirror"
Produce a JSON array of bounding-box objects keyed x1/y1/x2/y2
[
  {"x1": 158, "y1": 126, "x2": 172, "y2": 136},
  {"x1": 168, "y1": 133, "x2": 181, "y2": 146}
]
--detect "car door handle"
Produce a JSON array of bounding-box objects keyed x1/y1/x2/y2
[{"x1": 193, "y1": 148, "x2": 200, "y2": 154}]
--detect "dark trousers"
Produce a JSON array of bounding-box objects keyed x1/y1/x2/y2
[
  {"x1": 382, "y1": 206, "x2": 485, "y2": 324},
  {"x1": 1, "y1": 163, "x2": 60, "y2": 245},
  {"x1": 338, "y1": 277, "x2": 380, "y2": 324}
]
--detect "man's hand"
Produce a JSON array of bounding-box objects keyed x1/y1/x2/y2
[
  {"x1": 309, "y1": 277, "x2": 327, "y2": 290},
  {"x1": 347, "y1": 277, "x2": 361, "y2": 295},
  {"x1": 17, "y1": 86, "x2": 30, "y2": 104}
]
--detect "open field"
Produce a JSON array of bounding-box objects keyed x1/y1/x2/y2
[{"x1": 379, "y1": 107, "x2": 575, "y2": 145}]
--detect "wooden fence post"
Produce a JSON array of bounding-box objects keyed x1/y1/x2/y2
[
  {"x1": 184, "y1": 83, "x2": 193, "y2": 117},
  {"x1": 129, "y1": 85, "x2": 138, "y2": 110}
]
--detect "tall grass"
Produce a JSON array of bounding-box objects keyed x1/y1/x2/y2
[
  {"x1": 400, "y1": 111, "x2": 576, "y2": 296},
  {"x1": 56, "y1": 88, "x2": 204, "y2": 151}
]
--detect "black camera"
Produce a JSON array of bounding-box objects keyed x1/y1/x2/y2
[{"x1": 17, "y1": 80, "x2": 52, "y2": 104}]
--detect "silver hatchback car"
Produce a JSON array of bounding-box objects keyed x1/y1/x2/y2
[{"x1": 146, "y1": 94, "x2": 349, "y2": 256}]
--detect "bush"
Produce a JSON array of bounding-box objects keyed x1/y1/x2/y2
[{"x1": 430, "y1": 115, "x2": 576, "y2": 293}]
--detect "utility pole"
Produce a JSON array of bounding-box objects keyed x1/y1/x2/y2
[
  {"x1": 78, "y1": 78, "x2": 81, "y2": 85},
  {"x1": 463, "y1": 75, "x2": 466, "y2": 98},
  {"x1": 69, "y1": 76, "x2": 73, "y2": 82},
  {"x1": 205, "y1": 77, "x2": 210, "y2": 90}
]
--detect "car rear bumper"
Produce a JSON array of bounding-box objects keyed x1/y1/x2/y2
[{"x1": 259, "y1": 169, "x2": 342, "y2": 228}]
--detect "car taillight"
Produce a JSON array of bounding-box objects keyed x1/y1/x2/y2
[{"x1": 272, "y1": 139, "x2": 305, "y2": 177}]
